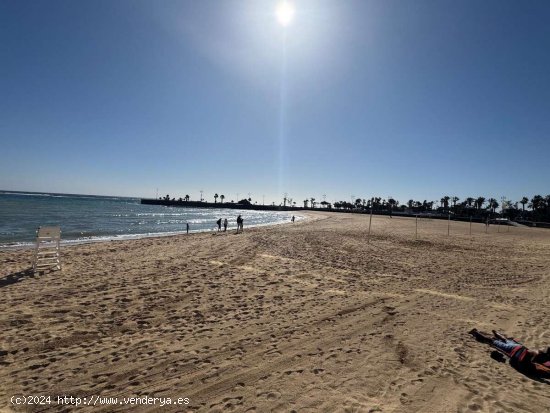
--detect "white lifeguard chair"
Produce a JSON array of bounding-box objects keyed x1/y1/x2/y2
[{"x1": 33, "y1": 226, "x2": 62, "y2": 274}]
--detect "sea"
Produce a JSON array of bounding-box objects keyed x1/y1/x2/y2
[{"x1": 0, "y1": 191, "x2": 298, "y2": 248}]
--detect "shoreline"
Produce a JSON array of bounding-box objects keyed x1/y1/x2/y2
[{"x1": 0, "y1": 213, "x2": 310, "y2": 251}]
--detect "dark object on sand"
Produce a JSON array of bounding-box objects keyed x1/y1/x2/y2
[
  {"x1": 490, "y1": 350, "x2": 506, "y2": 363},
  {"x1": 469, "y1": 328, "x2": 550, "y2": 378}
]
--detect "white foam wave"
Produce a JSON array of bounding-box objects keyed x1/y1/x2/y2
[{"x1": 0, "y1": 215, "x2": 306, "y2": 250}]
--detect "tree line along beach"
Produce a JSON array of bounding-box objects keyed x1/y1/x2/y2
[{"x1": 142, "y1": 193, "x2": 550, "y2": 228}]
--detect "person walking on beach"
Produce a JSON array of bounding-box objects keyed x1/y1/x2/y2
[
  {"x1": 292, "y1": 215, "x2": 295, "y2": 223},
  {"x1": 223, "y1": 218, "x2": 228, "y2": 232},
  {"x1": 216, "y1": 218, "x2": 222, "y2": 232},
  {"x1": 186, "y1": 222, "x2": 189, "y2": 234},
  {"x1": 236, "y1": 215, "x2": 243, "y2": 233}
]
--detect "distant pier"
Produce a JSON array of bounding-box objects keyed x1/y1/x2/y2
[{"x1": 140, "y1": 199, "x2": 301, "y2": 212}]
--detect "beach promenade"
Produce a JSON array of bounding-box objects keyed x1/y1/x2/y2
[{"x1": 1, "y1": 212, "x2": 549, "y2": 412}]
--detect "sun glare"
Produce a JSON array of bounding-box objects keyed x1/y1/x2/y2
[{"x1": 276, "y1": 1, "x2": 295, "y2": 26}]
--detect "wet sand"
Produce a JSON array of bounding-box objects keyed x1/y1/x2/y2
[{"x1": 1, "y1": 212, "x2": 550, "y2": 412}]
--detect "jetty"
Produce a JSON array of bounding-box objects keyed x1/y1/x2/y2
[{"x1": 140, "y1": 199, "x2": 300, "y2": 211}]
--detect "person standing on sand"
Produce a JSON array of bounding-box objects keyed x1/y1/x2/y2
[
  {"x1": 223, "y1": 218, "x2": 228, "y2": 232},
  {"x1": 292, "y1": 216, "x2": 295, "y2": 223},
  {"x1": 216, "y1": 218, "x2": 222, "y2": 232},
  {"x1": 186, "y1": 222, "x2": 189, "y2": 234},
  {"x1": 236, "y1": 215, "x2": 243, "y2": 233}
]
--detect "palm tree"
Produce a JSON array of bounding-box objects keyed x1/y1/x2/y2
[
  {"x1": 214, "y1": 193, "x2": 219, "y2": 203},
  {"x1": 310, "y1": 198, "x2": 316, "y2": 208},
  {"x1": 530, "y1": 195, "x2": 544, "y2": 212},
  {"x1": 486, "y1": 198, "x2": 498, "y2": 213},
  {"x1": 475, "y1": 197, "x2": 485, "y2": 210},
  {"x1": 520, "y1": 196, "x2": 528, "y2": 211},
  {"x1": 407, "y1": 199, "x2": 414, "y2": 209},
  {"x1": 303, "y1": 199, "x2": 309, "y2": 208},
  {"x1": 220, "y1": 194, "x2": 225, "y2": 203},
  {"x1": 184, "y1": 194, "x2": 190, "y2": 202},
  {"x1": 441, "y1": 196, "x2": 450, "y2": 211},
  {"x1": 451, "y1": 196, "x2": 459, "y2": 209},
  {"x1": 466, "y1": 197, "x2": 474, "y2": 207}
]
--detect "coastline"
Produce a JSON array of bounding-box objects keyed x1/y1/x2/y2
[
  {"x1": 1, "y1": 212, "x2": 549, "y2": 412},
  {"x1": 0, "y1": 213, "x2": 309, "y2": 251}
]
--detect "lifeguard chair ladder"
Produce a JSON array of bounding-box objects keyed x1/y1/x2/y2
[{"x1": 33, "y1": 226, "x2": 62, "y2": 274}]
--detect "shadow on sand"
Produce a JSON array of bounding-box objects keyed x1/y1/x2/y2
[{"x1": 0, "y1": 268, "x2": 35, "y2": 289}]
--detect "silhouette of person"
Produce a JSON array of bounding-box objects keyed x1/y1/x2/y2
[
  {"x1": 216, "y1": 218, "x2": 222, "y2": 232},
  {"x1": 223, "y1": 218, "x2": 228, "y2": 232},
  {"x1": 291, "y1": 215, "x2": 295, "y2": 223},
  {"x1": 186, "y1": 222, "x2": 189, "y2": 234},
  {"x1": 236, "y1": 215, "x2": 243, "y2": 233}
]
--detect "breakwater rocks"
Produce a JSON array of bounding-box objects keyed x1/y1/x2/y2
[{"x1": 140, "y1": 199, "x2": 299, "y2": 211}]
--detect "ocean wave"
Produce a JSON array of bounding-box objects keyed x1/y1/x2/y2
[
  {"x1": 0, "y1": 192, "x2": 301, "y2": 247},
  {"x1": 0, "y1": 215, "x2": 305, "y2": 250}
]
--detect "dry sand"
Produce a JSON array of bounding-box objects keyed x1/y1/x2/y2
[{"x1": 1, "y1": 212, "x2": 550, "y2": 412}]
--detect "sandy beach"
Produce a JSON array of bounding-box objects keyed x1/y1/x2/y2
[{"x1": 1, "y1": 212, "x2": 550, "y2": 412}]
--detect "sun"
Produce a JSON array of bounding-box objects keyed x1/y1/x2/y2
[{"x1": 276, "y1": 1, "x2": 295, "y2": 27}]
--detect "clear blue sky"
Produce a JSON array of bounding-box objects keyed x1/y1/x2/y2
[{"x1": 1, "y1": 0, "x2": 549, "y2": 205}]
